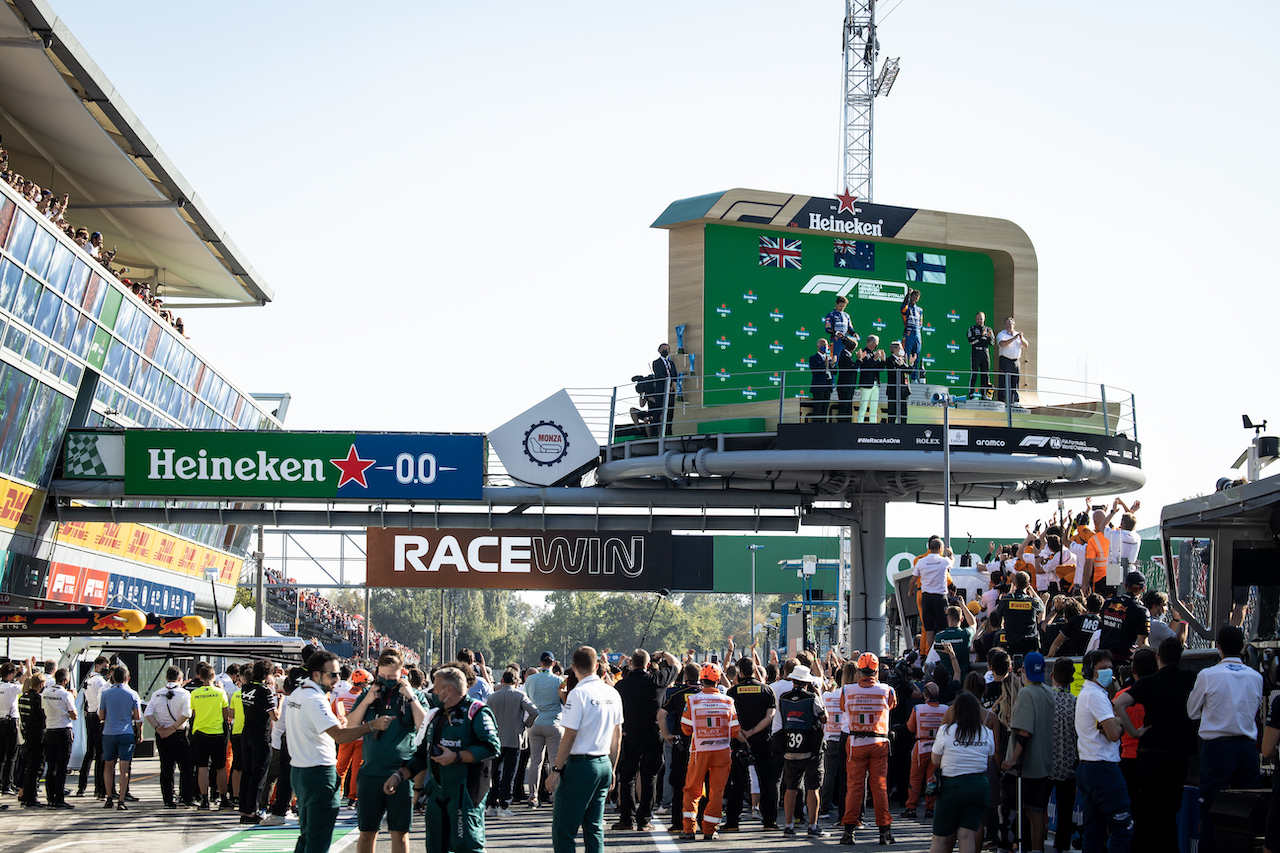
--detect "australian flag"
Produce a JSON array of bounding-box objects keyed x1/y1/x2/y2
[
  {"x1": 759, "y1": 235, "x2": 802, "y2": 270},
  {"x1": 906, "y1": 251, "x2": 946, "y2": 283},
  {"x1": 834, "y1": 239, "x2": 875, "y2": 271}
]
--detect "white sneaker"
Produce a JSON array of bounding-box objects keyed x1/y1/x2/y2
[
  {"x1": 486, "y1": 806, "x2": 497, "y2": 818},
  {"x1": 498, "y1": 807, "x2": 515, "y2": 818},
  {"x1": 655, "y1": 805, "x2": 670, "y2": 816},
  {"x1": 259, "y1": 814, "x2": 287, "y2": 827}
]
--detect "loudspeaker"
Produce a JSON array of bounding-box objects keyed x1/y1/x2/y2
[{"x1": 1209, "y1": 788, "x2": 1270, "y2": 853}]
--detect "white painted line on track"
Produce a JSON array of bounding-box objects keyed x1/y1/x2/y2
[
  {"x1": 30, "y1": 843, "x2": 85, "y2": 853},
  {"x1": 649, "y1": 825, "x2": 682, "y2": 853},
  {"x1": 174, "y1": 831, "x2": 239, "y2": 853}
]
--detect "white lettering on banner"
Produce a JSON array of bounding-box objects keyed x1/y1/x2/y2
[
  {"x1": 149, "y1": 448, "x2": 325, "y2": 482},
  {"x1": 391, "y1": 535, "x2": 646, "y2": 578},
  {"x1": 808, "y1": 213, "x2": 884, "y2": 237},
  {"x1": 799, "y1": 276, "x2": 908, "y2": 304},
  {"x1": 51, "y1": 572, "x2": 75, "y2": 594}
]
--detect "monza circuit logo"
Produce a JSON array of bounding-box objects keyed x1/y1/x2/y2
[{"x1": 523, "y1": 421, "x2": 569, "y2": 467}]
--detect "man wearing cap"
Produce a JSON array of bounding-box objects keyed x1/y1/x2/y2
[
  {"x1": 777, "y1": 664, "x2": 828, "y2": 838},
  {"x1": 545, "y1": 646, "x2": 623, "y2": 853},
  {"x1": 525, "y1": 652, "x2": 565, "y2": 808},
  {"x1": 841, "y1": 653, "x2": 896, "y2": 846},
  {"x1": 1098, "y1": 572, "x2": 1151, "y2": 666},
  {"x1": 1000, "y1": 652, "x2": 1056, "y2": 853},
  {"x1": 679, "y1": 662, "x2": 739, "y2": 841}
]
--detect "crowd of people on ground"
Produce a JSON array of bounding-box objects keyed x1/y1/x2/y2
[
  {"x1": 1, "y1": 574, "x2": 1278, "y2": 853},
  {"x1": 2, "y1": 144, "x2": 187, "y2": 338}
]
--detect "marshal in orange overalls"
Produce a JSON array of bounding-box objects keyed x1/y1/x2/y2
[
  {"x1": 841, "y1": 655, "x2": 896, "y2": 830},
  {"x1": 679, "y1": 668, "x2": 740, "y2": 837},
  {"x1": 904, "y1": 697, "x2": 948, "y2": 812},
  {"x1": 332, "y1": 672, "x2": 368, "y2": 801}
]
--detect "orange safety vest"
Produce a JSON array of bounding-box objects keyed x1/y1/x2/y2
[
  {"x1": 841, "y1": 681, "x2": 895, "y2": 738},
  {"x1": 681, "y1": 690, "x2": 739, "y2": 752},
  {"x1": 1086, "y1": 533, "x2": 1110, "y2": 584}
]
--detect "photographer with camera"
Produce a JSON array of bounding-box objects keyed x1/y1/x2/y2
[{"x1": 346, "y1": 648, "x2": 427, "y2": 853}]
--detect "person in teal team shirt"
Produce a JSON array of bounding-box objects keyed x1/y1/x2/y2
[
  {"x1": 384, "y1": 666, "x2": 500, "y2": 853},
  {"x1": 346, "y1": 649, "x2": 428, "y2": 853}
]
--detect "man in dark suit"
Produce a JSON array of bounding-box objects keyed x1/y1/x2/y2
[
  {"x1": 808, "y1": 340, "x2": 835, "y2": 420},
  {"x1": 652, "y1": 343, "x2": 679, "y2": 435}
]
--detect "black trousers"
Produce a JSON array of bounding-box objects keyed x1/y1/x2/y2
[
  {"x1": 78, "y1": 711, "x2": 103, "y2": 795},
  {"x1": 1051, "y1": 776, "x2": 1077, "y2": 853},
  {"x1": 512, "y1": 745, "x2": 530, "y2": 802},
  {"x1": 617, "y1": 732, "x2": 663, "y2": 824},
  {"x1": 44, "y1": 728, "x2": 72, "y2": 806},
  {"x1": 240, "y1": 734, "x2": 272, "y2": 816},
  {"x1": 157, "y1": 730, "x2": 194, "y2": 805},
  {"x1": 493, "y1": 746, "x2": 520, "y2": 808},
  {"x1": 269, "y1": 735, "x2": 293, "y2": 816},
  {"x1": 20, "y1": 731, "x2": 43, "y2": 803},
  {"x1": 0, "y1": 718, "x2": 16, "y2": 792},
  {"x1": 1133, "y1": 750, "x2": 1187, "y2": 853},
  {"x1": 666, "y1": 742, "x2": 689, "y2": 827},
  {"x1": 886, "y1": 384, "x2": 907, "y2": 424},
  {"x1": 997, "y1": 356, "x2": 1020, "y2": 405},
  {"x1": 969, "y1": 349, "x2": 991, "y2": 394},
  {"x1": 725, "y1": 732, "x2": 778, "y2": 827}
]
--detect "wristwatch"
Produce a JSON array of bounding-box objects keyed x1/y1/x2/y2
[{"x1": 552, "y1": 765, "x2": 564, "y2": 774}]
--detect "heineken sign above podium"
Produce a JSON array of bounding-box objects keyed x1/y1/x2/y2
[{"x1": 63, "y1": 430, "x2": 485, "y2": 500}]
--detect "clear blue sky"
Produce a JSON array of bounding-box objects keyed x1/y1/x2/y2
[{"x1": 50, "y1": 1, "x2": 1280, "y2": 543}]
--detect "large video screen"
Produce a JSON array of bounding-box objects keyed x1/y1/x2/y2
[{"x1": 701, "y1": 223, "x2": 995, "y2": 406}]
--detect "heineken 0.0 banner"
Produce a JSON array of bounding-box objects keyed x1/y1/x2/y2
[
  {"x1": 65, "y1": 430, "x2": 485, "y2": 500},
  {"x1": 702, "y1": 223, "x2": 996, "y2": 405}
]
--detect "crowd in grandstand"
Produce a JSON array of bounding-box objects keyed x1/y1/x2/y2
[
  {"x1": 262, "y1": 566, "x2": 414, "y2": 665},
  {"x1": 2, "y1": 144, "x2": 186, "y2": 338}
]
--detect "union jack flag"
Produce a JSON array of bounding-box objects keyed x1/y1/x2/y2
[{"x1": 759, "y1": 236, "x2": 802, "y2": 270}]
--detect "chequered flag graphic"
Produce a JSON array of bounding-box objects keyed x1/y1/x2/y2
[{"x1": 64, "y1": 433, "x2": 109, "y2": 477}]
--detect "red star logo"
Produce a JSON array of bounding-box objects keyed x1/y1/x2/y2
[
  {"x1": 330, "y1": 444, "x2": 376, "y2": 489},
  {"x1": 835, "y1": 188, "x2": 858, "y2": 214}
]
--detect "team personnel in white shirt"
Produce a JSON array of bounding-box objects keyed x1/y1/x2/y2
[
  {"x1": 77, "y1": 655, "x2": 109, "y2": 798},
  {"x1": 0, "y1": 663, "x2": 20, "y2": 795},
  {"x1": 1188, "y1": 625, "x2": 1265, "y2": 853},
  {"x1": 912, "y1": 537, "x2": 955, "y2": 651},
  {"x1": 1074, "y1": 650, "x2": 1144, "y2": 853},
  {"x1": 546, "y1": 646, "x2": 624, "y2": 853},
  {"x1": 289, "y1": 651, "x2": 389, "y2": 853},
  {"x1": 146, "y1": 665, "x2": 194, "y2": 808},
  {"x1": 41, "y1": 668, "x2": 78, "y2": 809}
]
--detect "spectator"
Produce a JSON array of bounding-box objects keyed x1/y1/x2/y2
[
  {"x1": 725, "y1": 657, "x2": 777, "y2": 831},
  {"x1": 487, "y1": 668, "x2": 537, "y2": 818},
  {"x1": 237, "y1": 659, "x2": 279, "y2": 826},
  {"x1": 928, "y1": 691, "x2": 996, "y2": 853},
  {"x1": 777, "y1": 665, "x2": 827, "y2": 838},
  {"x1": 99, "y1": 665, "x2": 141, "y2": 812},
  {"x1": 996, "y1": 571, "x2": 1044, "y2": 656},
  {"x1": 77, "y1": 655, "x2": 109, "y2": 799},
  {"x1": 913, "y1": 537, "x2": 956, "y2": 654},
  {"x1": 525, "y1": 651, "x2": 566, "y2": 810},
  {"x1": 932, "y1": 604, "x2": 977, "y2": 683},
  {"x1": 0, "y1": 664, "x2": 18, "y2": 795},
  {"x1": 1000, "y1": 652, "x2": 1056, "y2": 853},
  {"x1": 611, "y1": 648, "x2": 678, "y2": 832},
  {"x1": 1187, "y1": 625, "x2": 1265, "y2": 853},
  {"x1": 1047, "y1": 658, "x2": 1079, "y2": 853},
  {"x1": 1143, "y1": 591, "x2": 1189, "y2": 647}
]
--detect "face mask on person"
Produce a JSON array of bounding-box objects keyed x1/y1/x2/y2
[
  {"x1": 1095, "y1": 668, "x2": 1113, "y2": 688},
  {"x1": 378, "y1": 676, "x2": 400, "y2": 691}
]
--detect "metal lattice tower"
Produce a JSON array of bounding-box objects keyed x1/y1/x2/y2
[{"x1": 840, "y1": 1, "x2": 900, "y2": 203}]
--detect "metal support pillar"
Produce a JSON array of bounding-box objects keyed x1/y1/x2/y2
[
  {"x1": 254, "y1": 524, "x2": 265, "y2": 637},
  {"x1": 848, "y1": 494, "x2": 888, "y2": 655}
]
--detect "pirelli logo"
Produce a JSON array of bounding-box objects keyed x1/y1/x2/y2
[
  {"x1": 736, "y1": 686, "x2": 761, "y2": 694},
  {"x1": 1007, "y1": 601, "x2": 1033, "y2": 611}
]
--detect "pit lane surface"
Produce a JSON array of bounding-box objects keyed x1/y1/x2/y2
[{"x1": 0, "y1": 754, "x2": 940, "y2": 853}]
